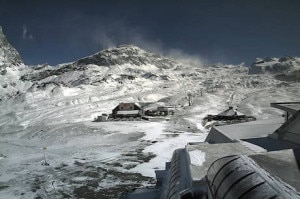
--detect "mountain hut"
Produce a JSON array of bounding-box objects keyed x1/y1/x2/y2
[{"x1": 111, "y1": 102, "x2": 141, "y2": 118}]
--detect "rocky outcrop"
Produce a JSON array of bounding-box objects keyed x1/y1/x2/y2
[
  {"x1": 0, "y1": 26, "x2": 23, "y2": 69},
  {"x1": 74, "y1": 44, "x2": 179, "y2": 69},
  {"x1": 248, "y1": 56, "x2": 300, "y2": 81},
  {"x1": 20, "y1": 45, "x2": 183, "y2": 87},
  {"x1": 0, "y1": 26, "x2": 31, "y2": 101}
]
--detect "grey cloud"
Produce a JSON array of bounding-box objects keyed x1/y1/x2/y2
[{"x1": 22, "y1": 25, "x2": 34, "y2": 40}]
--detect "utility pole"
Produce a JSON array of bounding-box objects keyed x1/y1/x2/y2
[{"x1": 187, "y1": 92, "x2": 193, "y2": 106}]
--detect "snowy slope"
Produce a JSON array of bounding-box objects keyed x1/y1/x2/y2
[
  {"x1": 249, "y1": 56, "x2": 300, "y2": 81},
  {"x1": 0, "y1": 28, "x2": 300, "y2": 198}
]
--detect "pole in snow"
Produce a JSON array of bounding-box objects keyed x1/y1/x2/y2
[
  {"x1": 42, "y1": 147, "x2": 49, "y2": 166},
  {"x1": 187, "y1": 92, "x2": 192, "y2": 106}
]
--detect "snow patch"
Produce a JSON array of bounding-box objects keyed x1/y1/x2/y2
[{"x1": 189, "y1": 150, "x2": 205, "y2": 166}]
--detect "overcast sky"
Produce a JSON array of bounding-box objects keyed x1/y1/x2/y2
[{"x1": 0, "y1": 0, "x2": 299, "y2": 66}]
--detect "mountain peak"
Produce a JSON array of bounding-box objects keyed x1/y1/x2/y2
[
  {"x1": 0, "y1": 26, "x2": 23, "y2": 68},
  {"x1": 115, "y1": 44, "x2": 144, "y2": 50},
  {"x1": 97, "y1": 44, "x2": 147, "y2": 59},
  {"x1": 75, "y1": 44, "x2": 178, "y2": 69}
]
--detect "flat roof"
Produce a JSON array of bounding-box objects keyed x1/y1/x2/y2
[
  {"x1": 271, "y1": 102, "x2": 300, "y2": 114},
  {"x1": 249, "y1": 149, "x2": 300, "y2": 192},
  {"x1": 206, "y1": 116, "x2": 300, "y2": 151},
  {"x1": 212, "y1": 117, "x2": 284, "y2": 140}
]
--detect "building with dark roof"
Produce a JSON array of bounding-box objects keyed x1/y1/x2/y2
[{"x1": 111, "y1": 102, "x2": 141, "y2": 118}]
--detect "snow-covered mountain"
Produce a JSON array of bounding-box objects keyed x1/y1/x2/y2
[
  {"x1": 20, "y1": 44, "x2": 182, "y2": 87},
  {"x1": 1, "y1": 27, "x2": 300, "y2": 198},
  {"x1": 18, "y1": 44, "x2": 289, "y2": 97},
  {"x1": 249, "y1": 56, "x2": 300, "y2": 81},
  {"x1": 75, "y1": 44, "x2": 179, "y2": 69},
  {"x1": 0, "y1": 26, "x2": 23, "y2": 67},
  {"x1": 0, "y1": 26, "x2": 32, "y2": 101}
]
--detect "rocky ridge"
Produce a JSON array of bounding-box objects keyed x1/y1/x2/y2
[
  {"x1": 0, "y1": 26, "x2": 32, "y2": 101},
  {"x1": 0, "y1": 26, "x2": 23, "y2": 69},
  {"x1": 75, "y1": 44, "x2": 179, "y2": 69},
  {"x1": 20, "y1": 44, "x2": 183, "y2": 86},
  {"x1": 249, "y1": 56, "x2": 300, "y2": 81},
  {"x1": 0, "y1": 26, "x2": 297, "y2": 102}
]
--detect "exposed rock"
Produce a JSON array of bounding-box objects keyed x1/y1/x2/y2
[
  {"x1": 20, "y1": 45, "x2": 184, "y2": 87},
  {"x1": 249, "y1": 56, "x2": 300, "y2": 81},
  {"x1": 278, "y1": 56, "x2": 295, "y2": 62},
  {"x1": 0, "y1": 26, "x2": 31, "y2": 101},
  {"x1": 0, "y1": 26, "x2": 23, "y2": 67},
  {"x1": 74, "y1": 44, "x2": 178, "y2": 69}
]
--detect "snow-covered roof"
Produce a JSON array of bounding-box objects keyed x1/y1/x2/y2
[
  {"x1": 217, "y1": 107, "x2": 245, "y2": 116},
  {"x1": 205, "y1": 118, "x2": 284, "y2": 143}
]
